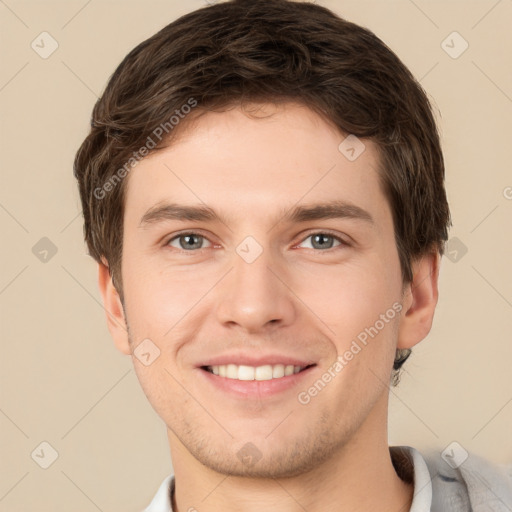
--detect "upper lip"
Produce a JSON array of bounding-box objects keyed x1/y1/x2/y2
[{"x1": 197, "y1": 353, "x2": 317, "y2": 368}]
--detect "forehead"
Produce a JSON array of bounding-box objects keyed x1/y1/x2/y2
[{"x1": 123, "y1": 102, "x2": 389, "y2": 229}]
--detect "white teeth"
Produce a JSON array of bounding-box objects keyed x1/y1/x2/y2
[
  {"x1": 208, "y1": 363, "x2": 308, "y2": 380},
  {"x1": 272, "y1": 364, "x2": 284, "y2": 378},
  {"x1": 255, "y1": 365, "x2": 273, "y2": 380},
  {"x1": 284, "y1": 365, "x2": 295, "y2": 376},
  {"x1": 238, "y1": 365, "x2": 255, "y2": 381},
  {"x1": 226, "y1": 364, "x2": 238, "y2": 379}
]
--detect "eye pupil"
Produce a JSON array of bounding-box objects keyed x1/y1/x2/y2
[
  {"x1": 181, "y1": 234, "x2": 202, "y2": 249},
  {"x1": 312, "y1": 234, "x2": 334, "y2": 249}
]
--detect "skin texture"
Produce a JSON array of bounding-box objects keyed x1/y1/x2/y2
[{"x1": 98, "y1": 102, "x2": 440, "y2": 512}]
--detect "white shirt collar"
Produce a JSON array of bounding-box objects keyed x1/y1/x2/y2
[{"x1": 143, "y1": 473, "x2": 174, "y2": 512}]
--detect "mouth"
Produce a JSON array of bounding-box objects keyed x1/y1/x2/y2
[
  {"x1": 201, "y1": 363, "x2": 316, "y2": 381},
  {"x1": 199, "y1": 362, "x2": 318, "y2": 399}
]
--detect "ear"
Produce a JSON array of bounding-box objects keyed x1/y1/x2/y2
[
  {"x1": 397, "y1": 251, "x2": 440, "y2": 350},
  {"x1": 97, "y1": 261, "x2": 131, "y2": 356}
]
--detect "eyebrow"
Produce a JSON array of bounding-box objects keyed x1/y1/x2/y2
[{"x1": 139, "y1": 200, "x2": 374, "y2": 228}]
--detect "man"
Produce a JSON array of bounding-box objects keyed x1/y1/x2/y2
[{"x1": 73, "y1": 0, "x2": 512, "y2": 510}]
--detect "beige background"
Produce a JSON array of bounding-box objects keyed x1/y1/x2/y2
[{"x1": 1, "y1": 0, "x2": 511, "y2": 510}]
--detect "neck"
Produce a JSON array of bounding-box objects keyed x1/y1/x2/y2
[{"x1": 167, "y1": 394, "x2": 414, "y2": 512}]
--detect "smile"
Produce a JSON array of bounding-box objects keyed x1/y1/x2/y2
[{"x1": 202, "y1": 363, "x2": 314, "y2": 381}]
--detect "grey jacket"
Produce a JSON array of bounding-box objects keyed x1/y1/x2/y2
[{"x1": 422, "y1": 448, "x2": 512, "y2": 511}]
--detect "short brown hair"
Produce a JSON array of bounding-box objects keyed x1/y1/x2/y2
[{"x1": 73, "y1": 0, "x2": 451, "y2": 384}]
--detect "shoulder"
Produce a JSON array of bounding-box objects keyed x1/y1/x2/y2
[{"x1": 421, "y1": 448, "x2": 512, "y2": 512}]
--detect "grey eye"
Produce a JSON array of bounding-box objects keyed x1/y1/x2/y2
[
  {"x1": 299, "y1": 233, "x2": 342, "y2": 250},
  {"x1": 168, "y1": 233, "x2": 212, "y2": 251}
]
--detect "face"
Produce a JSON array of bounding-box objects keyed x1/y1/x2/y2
[{"x1": 116, "y1": 102, "x2": 409, "y2": 477}]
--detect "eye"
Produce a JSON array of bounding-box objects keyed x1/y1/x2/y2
[
  {"x1": 164, "y1": 231, "x2": 349, "y2": 253},
  {"x1": 166, "y1": 232, "x2": 213, "y2": 251},
  {"x1": 297, "y1": 232, "x2": 347, "y2": 251}
]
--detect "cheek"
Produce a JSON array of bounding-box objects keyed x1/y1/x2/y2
[
  {"x1": 132, "y1": 359, "x2": 191, "y2": 424},
  {"x1": 297, "y1": 250, "x2": 402, "y2": 392},
  {"x1": 292, "y1": 254, "x2": 401, "y2": 340},
  {"x1": 121, "y1": 249, "x2": 204, "y2": 337}
]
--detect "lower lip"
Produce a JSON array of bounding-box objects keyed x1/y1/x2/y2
[{"x1": 198, "y1": 366, "x2": 317, "y2": 399}]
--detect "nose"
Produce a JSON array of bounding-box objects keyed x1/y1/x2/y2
[{"x1": 214, "y1": 245, "x2": 296, "y2": 334}]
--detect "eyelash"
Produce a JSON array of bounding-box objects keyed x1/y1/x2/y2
[{"x1": 164, "y1": 230, "x2": 350, "y2": 254}]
